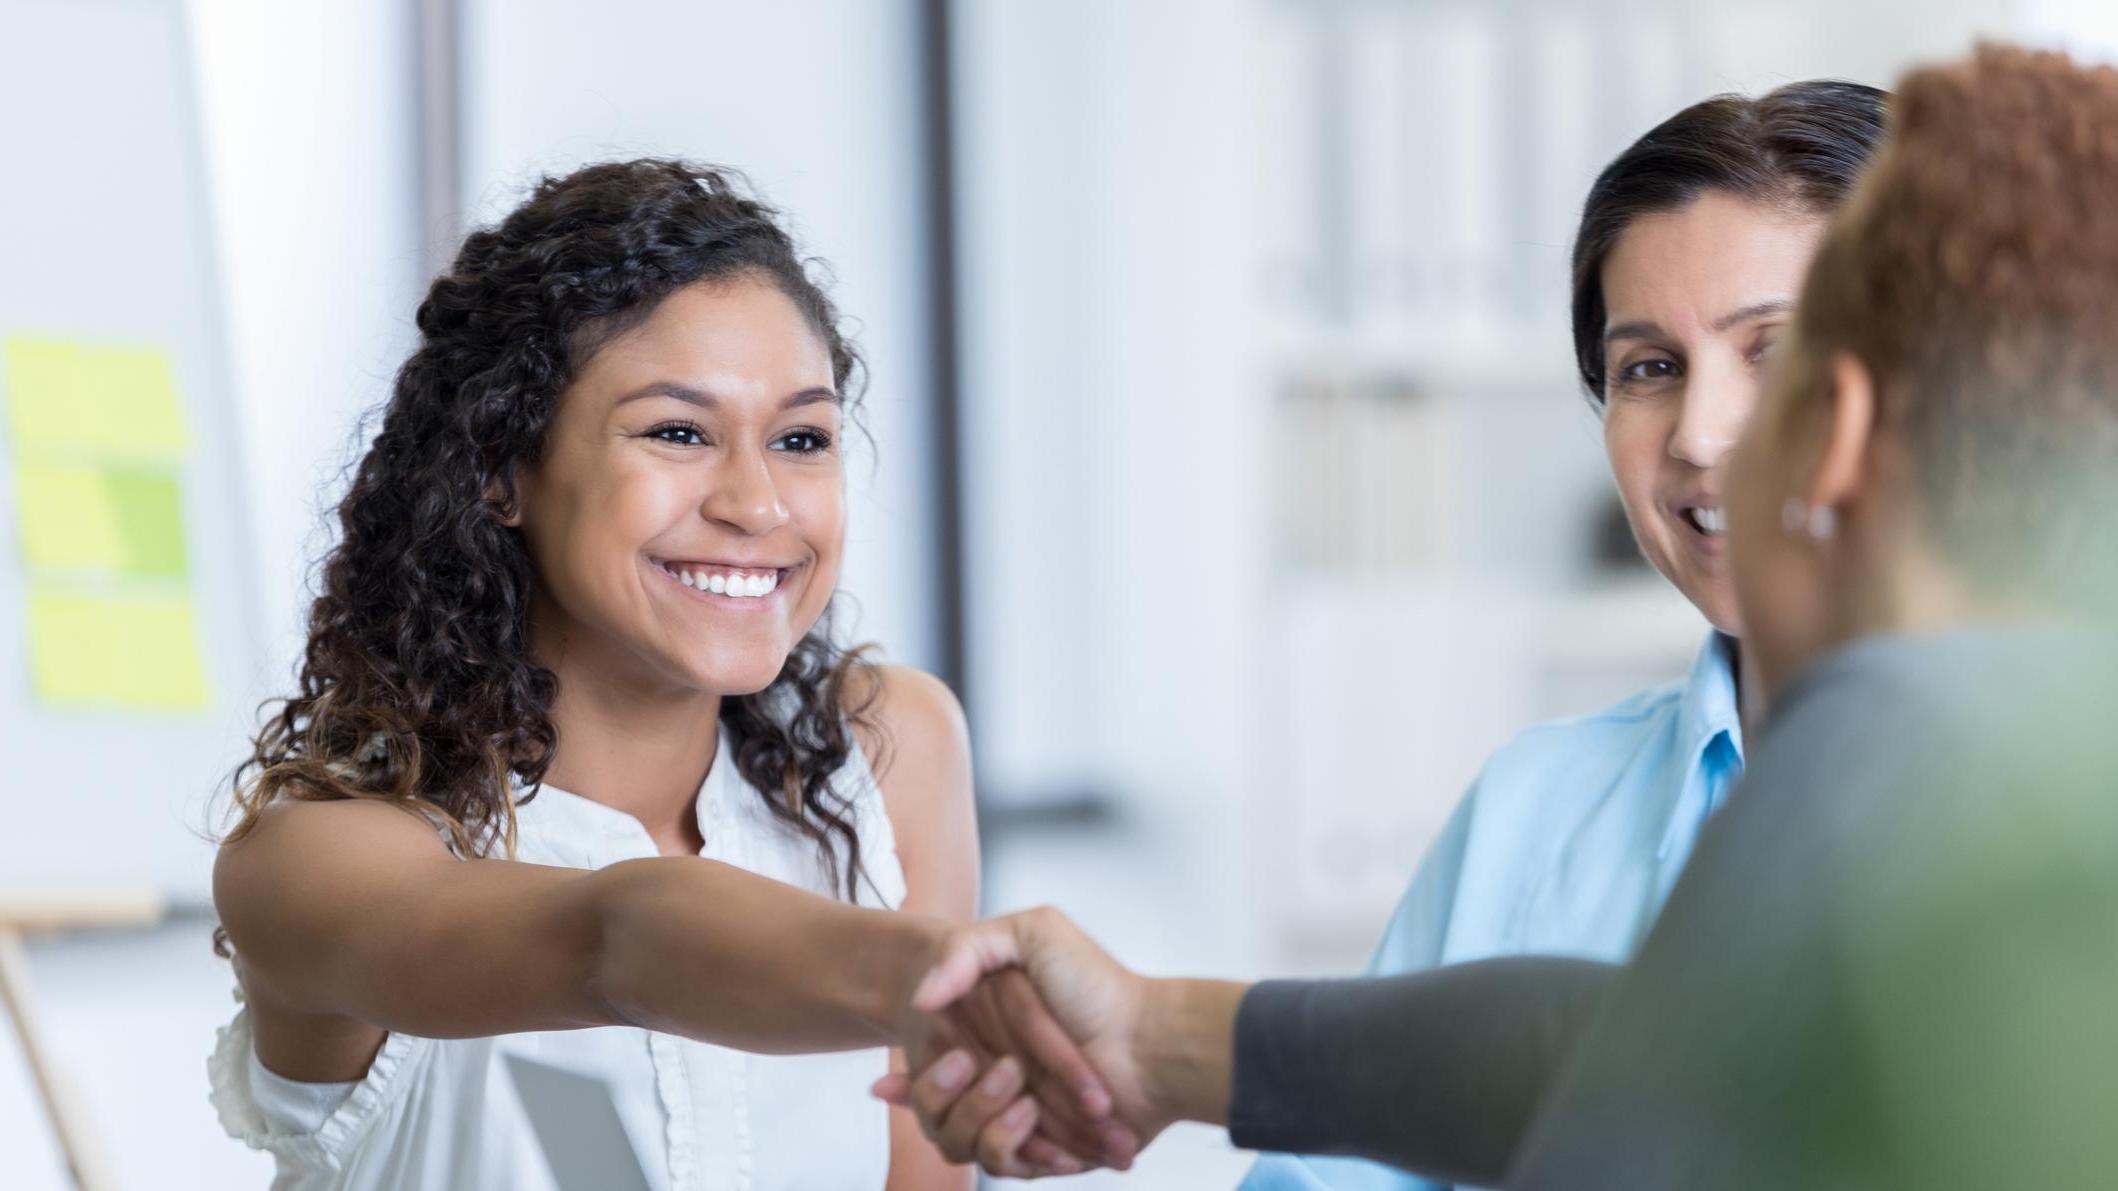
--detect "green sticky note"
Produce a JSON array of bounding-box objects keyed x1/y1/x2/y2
[
  {"x1": 14, "y1": 463, "x2": 187, "y2": 578},
  {"x1": 3, "y1": 337, "x2": 190, "y2": 459},
  {"x1": 27, "y1": 588, "x2": 209, "y2": 712},
  {"x1": 106, "y1": 468, "x2": 188, "y2": 577}
]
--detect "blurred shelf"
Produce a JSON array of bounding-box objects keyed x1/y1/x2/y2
[{"x1": 1263, "y1": 321, "x2": 1580, "y2": 394}]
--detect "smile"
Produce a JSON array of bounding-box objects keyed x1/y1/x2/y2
[
  {"x1": 1680, "y1": 506, "x2": 1726, "y2": 538},
  {"x1": 651, "y1": 559, "x2": 789, "y2": 600}
]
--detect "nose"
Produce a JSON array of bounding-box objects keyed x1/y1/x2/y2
[
  {"x1": 1668, "y1": 358, "x2": 1757, "y2": 470},
  {"x1": 700, "y1": 445, "x2": 790, "y2": 535}
]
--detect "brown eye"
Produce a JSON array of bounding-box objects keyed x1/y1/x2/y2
[
  {"x1": 772, "y1": 429, "x2": 834, "y2": 455},
  {"x1": 645, "y1": 421, "x2": 706, "y2": 446},
  {"x1": 1617, "y1": 358, "x2": 1681, "y2": 386}
]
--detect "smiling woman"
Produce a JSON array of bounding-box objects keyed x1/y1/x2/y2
[
  {"x1": 1596, "y1": 190, "x2": 1824, "y2": 636},
  {"x1": 497, "y1": 273, "x2": 864, "y2": 861},
  {"x1": 201, "y1": 161, "x2": 1100, "y2": 1190}
]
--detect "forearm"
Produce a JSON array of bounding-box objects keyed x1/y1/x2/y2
[
  {"x1": 591, "y1": 855, "x2": 944, "y2": 1053},
  {"x1": 1226, "y1": 957, "x2": 1617, "y2": 1183},
  {"x1": 1134, "y1": 978, "x2": 1248, "y2": 1127}
]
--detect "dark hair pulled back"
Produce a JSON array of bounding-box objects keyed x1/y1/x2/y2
[{"x1": 1570, "y1": 80, "x2": 1889, "y2": 402}]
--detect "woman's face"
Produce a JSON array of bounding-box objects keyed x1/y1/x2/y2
[
  {"x1": 511, "y1": 273, "x2": 846, "y2": 697},
  {"x1": 1599, "y1": 190, "x2": 1826, "y2": 636}
]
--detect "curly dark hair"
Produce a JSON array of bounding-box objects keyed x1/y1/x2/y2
[
  {"x1": 221, "y1": 159, "x2": 882, "y2": 911},
  {"x1": 1571, "y1": 79, "x2": 1889, "y2": 403}
]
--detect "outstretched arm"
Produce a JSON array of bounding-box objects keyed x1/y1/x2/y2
[
  {"x1": 217, "y1": 797, "x2": 956, "y2": 1081},
  {"x1": 1228, "y1": 959, "x2": 1614, "y2": 1182},
  {"x1": 888, "y1": 908, "x2": 1616, "y2": 1182}
]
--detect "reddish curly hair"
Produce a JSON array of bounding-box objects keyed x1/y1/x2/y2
[{"x1": 1791, "y1": 44, "x2": 2118, "y2": 606}]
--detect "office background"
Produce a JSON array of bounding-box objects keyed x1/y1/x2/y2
[{"x1": 4, "y1": 0, "x2": 2116, "y2": 1186}]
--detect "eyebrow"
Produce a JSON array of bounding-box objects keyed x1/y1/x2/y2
[
  {"x1": 1709, "y1": 299, "x2": 1796, "y2": 332},
  {"x1": 1603, "y1": 298, "x2": 1798, "y2": 347},
  {"x1": 612, "y1": 381, "x2": 841, "y2": 410}
]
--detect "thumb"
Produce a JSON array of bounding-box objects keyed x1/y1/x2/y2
[
  {"x1": 870, "y1": 1072, "x2": 912, "y2": 1106},
  {"x1": 911, "y1": 919, "x2": 1026, "y2": 1012}
]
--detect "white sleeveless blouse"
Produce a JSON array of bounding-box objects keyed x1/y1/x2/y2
[{"x1": 209, "y1": 730, "x2": 906, "y2": 1190}]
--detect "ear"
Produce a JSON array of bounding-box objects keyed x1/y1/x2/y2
[
  {"x1": 484, "y1": 470, "x2": 524, "y2": 527},
  {"x1": 1806, "y1": 351, "x2": 1877, "y2": 515}
]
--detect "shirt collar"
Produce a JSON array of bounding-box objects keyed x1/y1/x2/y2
[
  {"x1": 513, "y1": 728, "x2": 730, "y2": 864},
  {"x1": 1653, "y1": 629, "x2": 1746, "y2": 863},
  {"x1": 1676, "y1": 629, "x2": 1745, "y2": 766}
]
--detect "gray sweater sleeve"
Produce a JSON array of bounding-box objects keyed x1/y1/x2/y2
[{"x1": 1227, "y1": 957, "x2": 1616, "y2": 1185}]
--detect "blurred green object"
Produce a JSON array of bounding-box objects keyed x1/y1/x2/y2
[{"x1": 14, "y1": 462, "x2": 187, "y2": 579}]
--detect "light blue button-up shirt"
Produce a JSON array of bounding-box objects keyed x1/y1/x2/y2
[{"x1": 1238, "y1": 631, "x2": 1745, "y2": 1191}]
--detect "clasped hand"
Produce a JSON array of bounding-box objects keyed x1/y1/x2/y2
[{"x1": 883, "y1": 908, "x2": 1174, "y2": 1179}]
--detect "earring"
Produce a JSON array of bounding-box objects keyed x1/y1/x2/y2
[{"x1": 1781, "y1": 497, "x2": 1837, "y2": 541}]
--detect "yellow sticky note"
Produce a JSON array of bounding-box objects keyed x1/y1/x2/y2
[
  {"x1": 27, "y1": 588, "x2": 209, "y2": 712},
  {"x1": 14, "y1": 463, "x2": 187, "y2": 577},
  {"x1": 3, "y1": 337, "x2": 190, "y2": 459}
]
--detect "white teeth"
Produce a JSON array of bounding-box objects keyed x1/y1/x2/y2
[
  {"x1": 664, "y1": 564, "x2": 782, "y2": 598},
  {"x1": 1694, "y1": 507, "x2": 1726, "y2": 535}
]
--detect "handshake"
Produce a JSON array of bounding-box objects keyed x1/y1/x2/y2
[{"x1": 878, "y1": 907, "x2": 1249, "y2": 1179}]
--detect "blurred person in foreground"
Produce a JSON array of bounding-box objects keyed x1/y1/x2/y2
[{"x1": 886, "y1": 42, "x2": 2118, "y2": 1188}]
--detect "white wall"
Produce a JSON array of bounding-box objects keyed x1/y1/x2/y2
[
  {"x1": 2020, "y1": 0, "x2": 2118, "y2": 59},
  {"x1": 460, "y1": 0, "x2": 940, "y2": 673},
  {"x1": 186, "y1": 0, "x2": 425, "y2": 690},
  {"x1": 955, "y1": 0, "x2": 1268, "y2": 813}
]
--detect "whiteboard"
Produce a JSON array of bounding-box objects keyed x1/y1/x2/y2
[{"x1": 0, "y1": 0, "x2": 266, "y2": 899}]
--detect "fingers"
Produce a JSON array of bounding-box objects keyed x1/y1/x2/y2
[
  {"x1": 894, "y1": 1046, "x2": 1105, "y2": 1176},
  {"x1": 1018, "y1": 1133, "x2": 1089, "y2": 1178},
  {"x1": 948, "y1": 973, "x2": 1108, "y2": 1162},
  {"x1": 965, "y1": 1090, "x2": 1093, "y2": 1179},
  {"x1": 974, "y1": 1097, "x2": 1042, "y2": 1178},
  {"x1": 970, "y1": 968, "x2": 1121, "y2": 1164},
  {"x1": 991, "y1": 966, "x2": 1113, "y2": 1119},
  {"x1": 907, "y1": 1048, "x2": 979, "y2": 1143},
  {"x1": 1093, "y1": 1117, "x2": 1142, "y2": 1172},
  {"x1": 947, "y1": 1056, "x2": 1026, "y2": 1161}
]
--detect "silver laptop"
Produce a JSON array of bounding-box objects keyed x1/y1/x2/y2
[{"x1": 505, "y1": 1053, "x2": 656, "y2": 1191}]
